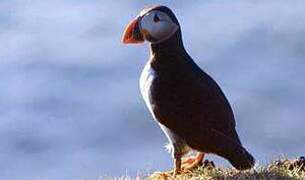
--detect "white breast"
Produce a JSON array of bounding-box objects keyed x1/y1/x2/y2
[{"x1": 139, "y1": 62, "x2": 156, "y2": 116}]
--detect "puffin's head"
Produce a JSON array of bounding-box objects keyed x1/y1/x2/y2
[{"x1": 122, "y1": 6, "x2": 180, "y2": 44}]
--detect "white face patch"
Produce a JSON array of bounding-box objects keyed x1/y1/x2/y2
[{"x1": 140, "y1": 10, "x2": 179, "y2": 43}]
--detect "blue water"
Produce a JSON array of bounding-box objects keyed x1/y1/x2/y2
[{"x1": 1, "y1": 1, "x2": 305, "y2": 179}]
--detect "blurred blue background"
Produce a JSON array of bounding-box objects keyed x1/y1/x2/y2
[{"x1": 1, "y1": 0, "x2": 305, "y2": 179}]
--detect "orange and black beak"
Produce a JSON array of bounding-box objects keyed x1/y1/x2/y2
[{"x1": 122, "y1": 17, "x2": 144, "y2": 44}]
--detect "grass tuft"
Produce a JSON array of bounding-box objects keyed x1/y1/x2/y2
[{"x1": 146, "y1": 157, "x2": 305, "y2": 180}]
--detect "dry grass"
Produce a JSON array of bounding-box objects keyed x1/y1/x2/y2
[{"x1": 146, "y1": 157, "x2": 305, "y2": 180}]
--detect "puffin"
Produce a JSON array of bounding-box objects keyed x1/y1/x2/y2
[{"x1": 122, "y1": 5, "x2": 255, "y2": 174}]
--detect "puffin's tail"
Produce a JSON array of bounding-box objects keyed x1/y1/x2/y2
[
  {"x1": 225, "y1": 145, "x2": 255, "y2": 170},
  {"x1": 202, "y1": 129, "x2": 255, "y2": 170}
]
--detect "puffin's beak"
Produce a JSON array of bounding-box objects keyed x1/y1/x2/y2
[{"x1": 122, "y1": 17, "x2": 144, "y2": 44}]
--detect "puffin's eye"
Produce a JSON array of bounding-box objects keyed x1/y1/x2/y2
[{"x1": 153, "y1": 13, "x2": 160, "y2": 23}]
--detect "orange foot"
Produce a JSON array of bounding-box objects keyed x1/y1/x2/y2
[{"x1": 181, "y1": 152, "x2": 205, "y2": 171}]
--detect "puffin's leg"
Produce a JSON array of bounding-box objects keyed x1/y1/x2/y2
[
  {"x1": 181, "y1": 152, "x2": 203, "y2": 166},
  {"x1": 173, "y1": 152, "x2": 182, "y2": 176},
  {"x1": 181, "y1": 155, "x2": 197, "y2": 164},
  {"x1": 182, "y1": 152, "x2": 205, "y2": 171}
]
